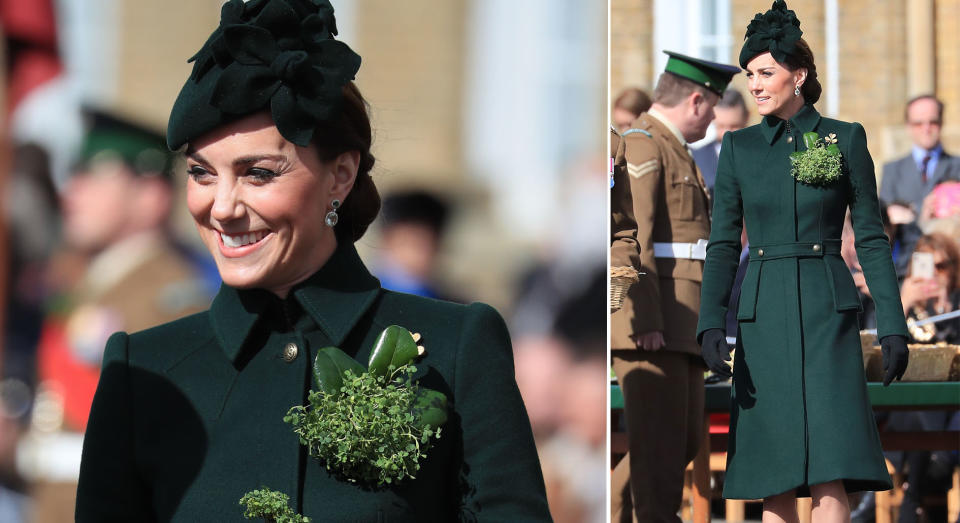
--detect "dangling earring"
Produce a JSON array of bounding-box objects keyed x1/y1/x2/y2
[
  {"x1": 325, "y1": 199, "x2": 341, "y2": 227},
  {"x1": 794, "y1": 84, "x2": 801, "y2": 96}
]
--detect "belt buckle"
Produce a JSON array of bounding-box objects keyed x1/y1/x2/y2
[{"x1": 692, "y1": 239, "x2": 708, "y2": 259}]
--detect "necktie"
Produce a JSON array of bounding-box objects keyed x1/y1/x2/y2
[{"x1": 921, "y1": 154, "x2": 931, "y2": 184}]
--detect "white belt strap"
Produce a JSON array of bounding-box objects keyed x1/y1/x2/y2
[{"x1": 653, "y1": 239, "x2": 708, "y2": 260}]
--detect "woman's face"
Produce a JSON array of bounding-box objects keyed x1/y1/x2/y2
[
  {"x1": 931, "y1": 250, "x2": 957, "y2": 291},
  {"x1": 914, "y1": 247, "x2": 956, "y2": 291},
  {"x1": 745, "y1": 52, "x2": 806, "y2": 119},
  {"x1": 185, "y1": 112, "x2": 358, "y2": 296}
]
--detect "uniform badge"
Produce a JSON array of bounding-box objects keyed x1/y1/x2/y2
[{"x1": 627, "y1": 159, "x2": 658, "y2": 179}]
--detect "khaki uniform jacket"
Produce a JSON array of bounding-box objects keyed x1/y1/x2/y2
[{"x1": 610, "y1": 112, "x2": 711, "y2": 354}]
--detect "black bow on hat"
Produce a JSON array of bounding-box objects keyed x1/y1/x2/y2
[
  {"x1": 167, "y1": 0, "x2": 361, "y2": 150},
  {"x1": 739, "y1": 0, "x2": 803, "y2": 68}
]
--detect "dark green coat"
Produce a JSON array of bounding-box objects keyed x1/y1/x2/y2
[
  {"x1": 76, "y1": 244, "x2": 551, "y2": 522},
  {"x1": 697, "y1": 104, "x2": 908, "y2": 499}
]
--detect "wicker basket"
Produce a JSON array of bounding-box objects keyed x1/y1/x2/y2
[
  {"x1": 610, "y1": 266, "x2": 639, "y2": 313},
  {"x1": 860, "y1": 331, "x2": 960, "y2": 381}
]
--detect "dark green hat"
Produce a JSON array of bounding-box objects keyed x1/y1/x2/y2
[
  {"x1": 80, "y1": 110, "x2": 173, "y2": 178},
  {"x1": 166, "y1": 0, "x2": 361, "y2": 150},
  {"x1": 739, "y1": 0, "x2": 803, "y2": 68},
  {"x1": 662, "y1": 51, "x2": 740, "y2": 96}
]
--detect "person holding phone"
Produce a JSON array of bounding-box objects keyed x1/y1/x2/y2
[{"x1": 901, "y1": 232, "x2": 960, "y2": 343}]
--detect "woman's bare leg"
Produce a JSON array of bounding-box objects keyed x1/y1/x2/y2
[
  {"x1": 810, "y1": 480, "x2": 850, "y2": 523},
  {"x1": 763, "y1": 489, "x2": 800, "y2": 523}
]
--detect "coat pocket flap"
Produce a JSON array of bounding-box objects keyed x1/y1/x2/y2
[
  {"x1": 823, "y1": 256, "x2": 863, "y2": 312},
  {"x1": 736, "y1": 261, "x2": 761, "y2": 321}
]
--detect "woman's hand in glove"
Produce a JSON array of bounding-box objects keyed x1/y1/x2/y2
[
  {"x1": 700, "y1": 328, "x2": 732, "y2": 379},
  {"x1": 881, "y1": 335, "x2": 909, "y2": 386}
]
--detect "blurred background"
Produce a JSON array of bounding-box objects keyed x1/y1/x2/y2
[{"x1": 0, "y1": 0, "x2": 607, "y2": 521}]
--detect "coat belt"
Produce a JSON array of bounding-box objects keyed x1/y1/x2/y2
[{"x1": 748, "y1": 240, "x2": 842, "y2": 261}]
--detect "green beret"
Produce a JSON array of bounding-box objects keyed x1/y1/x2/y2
[
  {"x1": 81, "y1": 110, "x2": 173, "y2": 178},
  {"x1": 662, "y1": 51, "x2": 740, "y2": 96},
  {"x1": 166, "y1": 0, "x2": 361, "y2": 150},
  {"x1": 739, "y1": 0, "x2": 803, "y2": 68}
]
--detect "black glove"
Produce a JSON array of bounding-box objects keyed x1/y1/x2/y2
[
  {"x1": 700, "y1": 328, "x2": 732, "y2": 379},
  {"x1": 880, "y1": 334, "x2": 909, "y2": 386}
]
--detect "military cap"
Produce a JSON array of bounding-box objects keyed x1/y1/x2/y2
[
  {"x1": 80, "y1": 109, "x2": 173, "y2": 178},
  {"x1": 166, "y1": 0, "x2": 361, "y2": 150},
  {"x1": 739, "y1": 0, "x2": 803, "y2": 68},
  {"x1": 662, "y1": 51, "x2": 741, "y2": 96}
]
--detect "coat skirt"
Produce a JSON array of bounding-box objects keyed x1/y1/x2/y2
[{"x1": 698, "y1": 105, "x2": 908, "y2": 499}]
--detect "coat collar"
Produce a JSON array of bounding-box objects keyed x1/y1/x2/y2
[
  {"x1": 759, "y1": 103, "x2": 822, "y2": 145},
  {"x1": 209, "y1": 242, "x2": 381, "y2": 363},
  {"x1": 639, "y1": 112, "x2": 689, "y2": 158}
]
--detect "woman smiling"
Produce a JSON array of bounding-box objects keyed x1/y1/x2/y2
[{"x1": 74, "y1": 0, "x2": 550, "y2": 521}]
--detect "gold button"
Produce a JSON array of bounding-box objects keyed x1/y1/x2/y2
[
  {"x1": 787, "y1": 135, "x2": 793, "y2": 143},
  {"x1": 758, "y1": 249, "x2": 764, "y2": 257},
  {"x1": 812, "y1": 244, "x2": 821, "y2": 252},
  {"x1": 282, "y1": 343, "x2": 299, "y2": 362},
  {"x1": 684, "y1": 176, "x2": 690, "y2": 182}
]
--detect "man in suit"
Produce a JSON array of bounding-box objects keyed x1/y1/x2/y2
[
  {"x1": 692, "y1": 89, "x2": 749, "y2": 198},
  {"x1": 880, "y1": 95, "x2": 960, "y2": 274},
  {"x1": 610, "y1": 51, "x2": 739, "y2": 523}
]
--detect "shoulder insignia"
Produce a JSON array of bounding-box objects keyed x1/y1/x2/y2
[
  {"x1": 627, "y1": 158, "x2": 658, "y2": 179},
  {"x1": 622, "y1": 128, "x2": 652, "y2": 138}
]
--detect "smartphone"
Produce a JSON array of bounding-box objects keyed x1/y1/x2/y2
[{"x1": 912, "y1": 252, "x2": 935, "y2": 280}]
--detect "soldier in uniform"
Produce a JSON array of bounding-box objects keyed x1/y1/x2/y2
[
  {"x1": 610, "y1": 51, "x2": 739, "y2": 522},
  {"x1": 29, "y1": 111, "x2": 209, "y2": 523}
]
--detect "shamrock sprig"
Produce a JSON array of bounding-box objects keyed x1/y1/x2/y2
[
  {"x1": 789, "y1": 131, "x2": 843, "y2": 186},
  {"x1": 239, "y1": 488, "x2": 309, "y2": 523},
  {"x1": 284, "y1": 326, "x2": 448, "y2": 487}
]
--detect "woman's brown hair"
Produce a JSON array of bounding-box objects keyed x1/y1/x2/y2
[
  {"x1": 780, "y1": 38, "x2": 822, "y2": 105},
  {"x1": 312, "y1": 82, "x2": 380, "y2": 242}
]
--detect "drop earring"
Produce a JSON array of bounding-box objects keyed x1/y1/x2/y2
[
  {"x1": 325, "y1": 199, "x2": 341, "y2": 227},
  {"x1": 794, "y1": 85, "x2": 801, "y2": 96}
]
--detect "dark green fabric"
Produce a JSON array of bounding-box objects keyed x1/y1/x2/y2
[
  {"x1": 662, "y1": 50, "x2": 740, "y2": 95},
  {"x1": 76, "y1": 243, "x2": 550, "y2": 522},
  {"x1": 697, "y1": 104, "x2": 907, "y2": 499},
  {"x1": 739, "y1": 0, "x2": 803, "y2": 68},
  {"x1": 166, "y1": 0, "x2": 361, "y2": 150}
]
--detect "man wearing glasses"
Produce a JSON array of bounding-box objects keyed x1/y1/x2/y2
[{"x1": 880, "y1": 95, "x2": 960, "y2": 274}]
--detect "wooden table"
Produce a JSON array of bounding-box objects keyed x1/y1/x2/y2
[{"x1": 610, "y1": 381, "x2": 960, "y2": 523}]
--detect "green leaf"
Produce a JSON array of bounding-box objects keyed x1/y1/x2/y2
[
  {"x1": 826, "y1": 144, "x2": 840, "y2": 155},
  {"x1": 367, "y1": 326, "x2": 420, "y2": 377},
  {"x1": 802, "y1": 131, "x2": 819, "y2": 149},
  {"x1": 311, "y1": 350, "x2": 344, "y2": 395},
  {"x1": 412, "y1": 387, "x2": 449, "y2": 430},
  {"x1": 312, "y1": 346, "x2": 365, "y2": 395}
]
